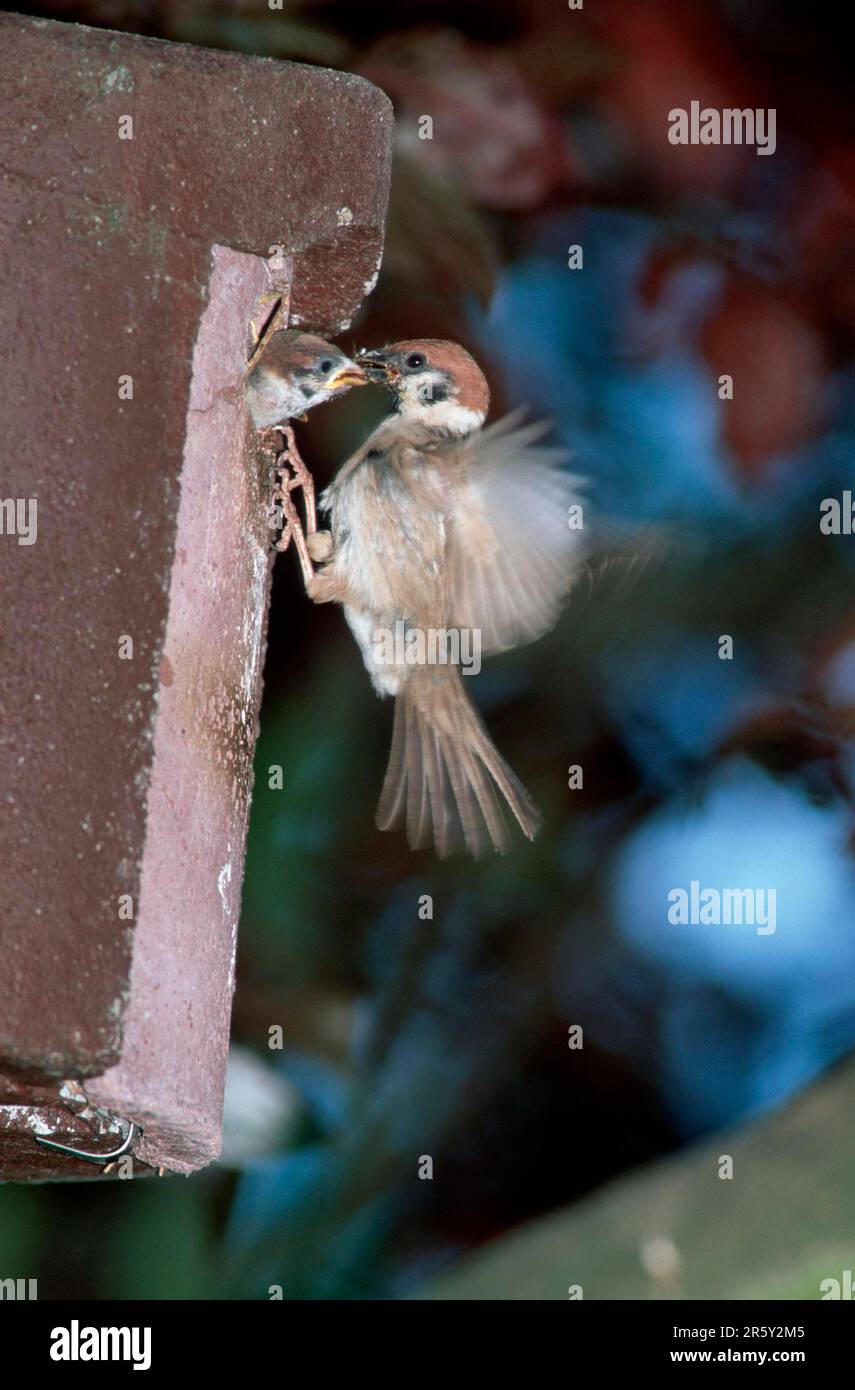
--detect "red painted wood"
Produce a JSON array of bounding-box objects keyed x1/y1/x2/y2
[{"x1": 0, "y1": 14, "x2": 392, "y2": 1178}]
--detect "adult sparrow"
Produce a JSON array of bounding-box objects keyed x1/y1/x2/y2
[{"x1": 298, "y1": 339, "x2": 586, "y2": 859}]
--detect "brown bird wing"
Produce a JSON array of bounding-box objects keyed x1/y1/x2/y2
[{"x1": 439, "y1": 409, "x2": 587, "y2": 655}]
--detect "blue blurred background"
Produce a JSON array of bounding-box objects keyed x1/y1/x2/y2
[{"x1": 3, "y1": 0, "x2": 855, "y2": 1298}]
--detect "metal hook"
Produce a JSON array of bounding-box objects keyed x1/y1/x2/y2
[{"x1": 34, "y1": 1116, "x2": 138, "y2": 1165}]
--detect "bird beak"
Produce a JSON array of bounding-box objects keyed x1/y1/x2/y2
[
  {"x1": 355, "y1": 353, "x2": 400, "y2": 384},
  {"x1": 326, "y1": 363, "x2": 370, "y2": 392}
]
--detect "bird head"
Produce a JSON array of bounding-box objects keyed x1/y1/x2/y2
[
  {"x1": 246, "y1": 330, "x2": 369, "y2": 428},
  {"x1": 357, "y1": 339, "x2": 491, "y2": 434}
]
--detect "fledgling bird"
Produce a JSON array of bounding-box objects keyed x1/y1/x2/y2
[
  {"x1": 245, "y1": 328, "x2": 371, "y2": 572},
  {"x1": 245, "y1": 329, "x2": 369, "y2": 428},
  {"x1": 302, "y1": 339, "x2": 587, "y2": 859}
]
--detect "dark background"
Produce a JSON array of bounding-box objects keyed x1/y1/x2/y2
[{"x1": 2, "y1": 0, "x2": 855, "y2": 1299}]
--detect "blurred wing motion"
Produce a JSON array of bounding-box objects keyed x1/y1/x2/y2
[
  {"x1": 377, "y1": 409, "x2": 583, "y2": 857},
  {"x1": 442, "y1": 408, "x2": 587, "y2": 653},
  {"x1": 376, "y1": 665, "x2": 542, "y2": 859},
  {"x1": 372, "y1": 409, "x2": 664, "y2": 857},
  {"x1": 581, "y1": 515, "x2": 674, "y2": 600}
]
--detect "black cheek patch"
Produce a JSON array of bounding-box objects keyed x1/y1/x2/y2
[{"x1": 421, "y1": 381, "x2": 449, "y2": 404}]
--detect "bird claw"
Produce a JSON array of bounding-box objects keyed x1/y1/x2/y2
[
  {"x1": 267, "y1": 428, "x2": 318, "y2": 588},
  {"x1": 272, "y1": 482, "x2": 299, "y2": 555}
]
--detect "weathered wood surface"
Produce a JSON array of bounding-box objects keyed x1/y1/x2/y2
[{"x1": 0, "y1": 14, "x2": 392, "y2": 1178}]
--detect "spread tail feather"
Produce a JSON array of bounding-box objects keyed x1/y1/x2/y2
[{"x1": 376, "y1": 668, "x2": 541, "y2": 858}]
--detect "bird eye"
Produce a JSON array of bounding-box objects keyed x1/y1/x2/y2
[
  {"x1": 404, "y1": 352, "x2": 426, "y2": 370},
  {"x1": 319, "y1": 359, "x2": 334, "y2": 374}
]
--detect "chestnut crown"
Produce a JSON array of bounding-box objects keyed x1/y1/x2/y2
[{"x1": 360, "y1": 339, "x2": 491, "y2": 428}]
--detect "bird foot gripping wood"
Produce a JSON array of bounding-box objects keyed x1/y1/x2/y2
[{"x1": 264, "y1": 424, "x2": 326, "y2": 588}]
